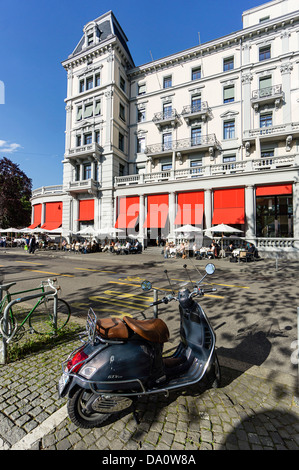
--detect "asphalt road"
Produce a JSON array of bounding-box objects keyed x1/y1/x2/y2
[{"x1": 0, "y1": 248, "x2": 298, "y2": 381}]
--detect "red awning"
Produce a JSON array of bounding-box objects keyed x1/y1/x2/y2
[
  {"x1": 174, "y1": 191, "x2": 204, "y2": 225},
  {"x1": 256, "y1": 184, "x2": 292, "y2": 196},
  {"x1": 41, "y1": 222, "x2": 62, "y2": 231},
  {"x1": 143, "y1": 194, "x2": 169, "y2": 228},
  {"x1": 212, "y1": 188, "x2": 245, "y2": 224},
  {"x1": 78, "y1": 200, "x2": 94, "y2": 221},
  {"x1": 41, "y1": 202, "x2": 63, "y2": 230},
  {"x1": 29, "y1": 204, "x2": 42, "y2": 229},
  {"x1": 28, "y1": 222, "x2": 40, "y2": 230},
  {"x1": 115, "y1": 196, "x2": 140, "y2": 229},
  {"x1": 212, "y1": 208, "x2": 245, "y2": 225}
]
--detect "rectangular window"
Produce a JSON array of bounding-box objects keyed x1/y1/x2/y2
[
  {"x1": 87, "y1": 34, "x2": 93, "y2": 46},
  {"x1": 223, "y1": 120, "x2": 235, "y2": 139},
  {"x1": 84, "y1": 133, "x2": 92, "y2": 145},
  {"x1": 256, "y1": 194, "x2": 293, "y2": 238},
  {"x1": 223, "y1": 57, "x2": 234, "y2": 71},
  {"x1": 163, "y1": 76, "x2": 172, "y2": 88},
  {"x1": 259, "y1": 76, "x2": 272, "y2": 97},
  {"x1": 79, "y1": 80, "x2": 85, "y2": 93},
  {"x1": 119, "y1": 103, "x2": 125, "y2": 121},
  {"x1": 260, "y1": 112, "x2": 272, "y2": 128},
  {"x1": 137, "y1": 108, "x2": 145, "y2": 122},
  {"x1": 95, "y1": 100, "x2": 101, "y2": 115},
  {"x1": 259, "y1": 45, "x2": 271, "y2": 61},
  {"x1": 137, "y1": 136, "x2": 145, "y2": 153},
  {"x1": 192, "y1": 67, "x2": 201, "y2": 80},
  {"x1": 86, "y1": 77, "x2": 93, "y2": 90},
  {"x1": 191, "y1": 95, "x2": 201, "y2": 112},
  {"x1": 162, "y1": 133, "x2": 172, "y2": 151},
  {"x1": 83, "y1": 163, "x2": 92, "y2": 180},
  {"x1": 76, "y1": 135, "x2": 82, "y2": 147},
  {"x1": 95, "y1": 74, "x2": 101, "y2": 87},
  {"x1": 84, "y1": 103, "x2": 93, "y2": 119},
  {"x1": 191, "y1": 127, "x2": 202, "y2": 146},
  {"x1": 163, "y1": 103, "x2": 172, "y2": 119},
  {"x1": 223, "y1": 155, "x2": 236, "y2": 163},
  {"x1": 76, "y1": 106, "x2": 82, "y2": 121},
  {"x1": 119, "y1": 132, "x2": 124, "y2": 152},
  {"x1": 223, "y1": 85, "x2": 235, "y2": 103},
  {"x1": 120, "y1": 76, "x2": 125, "y2": 92},
  {"x1": 162, "y1": 163, "x2": 172, "y2": 171},
  {"x1": 95, "y1": 130, "x2": 100, "y2": 144},
  {"x1": 119, "y1": 164, "x2": 125, "y2": 176},
  {"x1": 190, "y1": 159, "x2": 202, "y2": 176},
  {"x1": 138, "y1": 83, "x2": 146, "y2": 95},
  {"x1": 75, "y1": 165, "x2": 80, "y2": 181}
]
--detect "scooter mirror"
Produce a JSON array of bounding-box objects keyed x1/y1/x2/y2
[
  {"x1": 141, "y1": 280, "x2": 152, "y2": 291},
  {"x1": 205, "y1": 263, "x2": 216, "y2": 275}
]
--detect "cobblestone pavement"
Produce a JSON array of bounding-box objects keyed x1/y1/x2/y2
[{"x1": 0, "y1": 333, "x2": 298, "y2": 451}]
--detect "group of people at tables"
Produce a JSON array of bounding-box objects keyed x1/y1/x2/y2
[
  {"x1": 62, "y1": 238, "x2": 142, "y2": 255},
  {"x1": 163, "y1": 239, "x2": 258, "y2": 261}
]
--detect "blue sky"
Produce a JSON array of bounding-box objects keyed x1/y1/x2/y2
[{"x1": 0, "y1": 0, "x2": 267, "y2": 189}]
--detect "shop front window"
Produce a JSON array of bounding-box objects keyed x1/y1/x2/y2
[{"x1": 256, "y1": 195, "x2": 293, "y2": 238}]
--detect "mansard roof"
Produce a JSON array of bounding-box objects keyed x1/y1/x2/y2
[{"x1": 67, "y1": 11, "x2": 134, "y2": 66}]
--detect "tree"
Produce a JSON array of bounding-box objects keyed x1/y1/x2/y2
[{"x1": 0, "y1": 157, "x2": 32, "y2": 229}]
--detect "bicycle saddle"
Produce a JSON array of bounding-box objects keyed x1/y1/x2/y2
[{"x1": 0, "y1": 282, "x2": 16, "y2": 291}]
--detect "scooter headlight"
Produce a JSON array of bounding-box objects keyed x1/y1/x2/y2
[{"x1": 80, "y1": 366, "x2": 97, "y2": 379}]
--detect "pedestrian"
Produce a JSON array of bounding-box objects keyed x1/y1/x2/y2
[{"x1": 29, "y1": 235, "x2": 36, "y2": 254}]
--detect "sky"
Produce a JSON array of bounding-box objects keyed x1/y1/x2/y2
[{"x1": 0, "y1": 0, "x2": 268, "y2": 190}]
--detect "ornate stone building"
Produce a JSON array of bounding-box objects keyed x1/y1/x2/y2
[{"x1": 31, "y1": 0, "x2": 299, "y2": 255}]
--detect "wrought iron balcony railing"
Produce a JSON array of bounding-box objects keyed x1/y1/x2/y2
[{"x1": 145, "y1": 134, "x2": 220, "y2": 155}]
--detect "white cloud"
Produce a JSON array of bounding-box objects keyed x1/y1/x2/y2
[{"x1": 0, "y1": 140, "x2": 22, "y2": 153}]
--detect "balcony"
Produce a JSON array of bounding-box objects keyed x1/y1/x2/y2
[
  {"x1": 145, "y1": 134, "x2": 221, "y2": 157},
  {"x1": 181, "y1": 101, "x2": 210, "y2": 123},
  {"x1": 243, "y1": 121, "x2": 299, "y2": 153},
  {"x1": 64, "y1": 179, "x2": 100, "y2": 196},
  {"x1": 114, "y1": 154, "x2": 298, "y2": 187},
  {"x1": 66, "y1": 142, "x2": 102, "y2": 160},
  {"x1": 152, "y1": 109, "x2": 180, "y2": 130},
  {"x1": 251, "y1": 85, "x2": 284, "y2": 112}
]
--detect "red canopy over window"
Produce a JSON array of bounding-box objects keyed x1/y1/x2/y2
[
  {"x1": 256, "y1": 184, "x2": 292, "y2": 196},
  {"x1": 143, "y1": 194, "x2": 169, "y2": 228},
  {"x1": 212, "y1": 188, "x2": 245, "y2": 224},
  {"x1": 78, "y1": 200, "x2": 94, "y2": 222},
  {"x1": 115, "y1": 196, "x2": 140, "y2": 229},
  {"x1": 174, "y1": 191, "x2": 204, "y2": 225},
  {"x1": 41, "y1": 202, "x2": 63, "y2": 230},
  {"x1": 28, "y1": 204, "x2": 42, "y2": 229}
]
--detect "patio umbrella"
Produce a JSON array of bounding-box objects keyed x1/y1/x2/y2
[
  {"x1": 75, "y1": 226, "x2": 98, "y2": 236},
  {"x1": 174, "y1": 224, "x2": 202, "y2": 233},
  {"x1": 1, "y1": 227, "x2": 19, "y2": 233},
  {"x1": 97, "y1": 227, "x2": 125, "y2": 238},
  {"x1": 204, "y1": 224, "x2": 243, "y2": 256}
]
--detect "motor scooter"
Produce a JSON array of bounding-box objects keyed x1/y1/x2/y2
[{"x1": 58, "y1": 263, "x2": 221, "y2": 429}]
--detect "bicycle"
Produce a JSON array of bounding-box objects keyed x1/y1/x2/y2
[{"x1": 0, "y1": 279, "x2": 71, "y2": 342}]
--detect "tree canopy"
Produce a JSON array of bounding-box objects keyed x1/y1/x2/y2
[{"x1": 0, "y1": 157, "x2": 32, "y2": 229}]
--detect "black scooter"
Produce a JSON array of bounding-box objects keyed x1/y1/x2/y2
[{"x1": 58, "y1": 263, "x2": 221, "y2": 428}]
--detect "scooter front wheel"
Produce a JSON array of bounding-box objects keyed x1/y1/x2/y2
[{"x1": 67, "y1": 388, "x2": 133, "y2": 429}]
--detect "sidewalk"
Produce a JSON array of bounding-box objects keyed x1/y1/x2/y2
[
  {"x1": 0, "y1": 247, "x2": 299, "y2": 451},
  {"x1": 0, "y1": 335, "x2": 298, "y2": 451}
]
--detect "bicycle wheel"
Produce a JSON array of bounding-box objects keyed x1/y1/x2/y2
[{"x1": 29, "y1": 297, "x2": 71, "y2": 335}]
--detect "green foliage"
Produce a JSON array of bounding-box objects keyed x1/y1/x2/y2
[{"x1": 0, "y1": 157, "x2": 32, "y2": 229}]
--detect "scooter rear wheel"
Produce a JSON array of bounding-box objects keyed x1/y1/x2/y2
[{"x1": 67, "y1": 388, "x2": 133, "y2": 429}]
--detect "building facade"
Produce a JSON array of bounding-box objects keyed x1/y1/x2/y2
[{"x1": 31, "y1": 0, "x2": 299, "y2": 255}]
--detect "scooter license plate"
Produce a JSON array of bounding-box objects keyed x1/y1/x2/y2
[{"x1": 58, "y1": 372, "x2": 69, "y2": 396}]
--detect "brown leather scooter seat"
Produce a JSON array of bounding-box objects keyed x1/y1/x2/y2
[
  {"x1": 96, "y1": 317, "x2": 129, "y2": 340},
  {"x1": 123, "y1": 316, "x2": 170, "y2": 343},
  {"x1": 96, "y1": 316, "x2": 169, "y2": 343}
]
